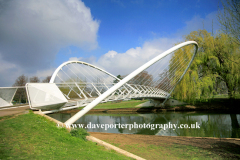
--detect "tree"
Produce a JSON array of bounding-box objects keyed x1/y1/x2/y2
[
  {"x1": 156, "y1": 70, "x2": 172, "y2": 92},
  {"x1": 218, "y1": 0, "x2": 240, "y2": 45},
  {"x1": 113, "y1": 75, "x2": 122, "y2": 83},
  {"x1": 186, "y1": 30, "x2": 240, "y2": 99},
  {"x1": 30, "y1": 76, "x2": 40, "y2": 83},
  {"x1": 172, "y1": 30, "x2": 240, "y2": 102},
  {"x1": 128, "y1": 71, "x2": 153, "y2": 86},
  {"x1": 13, "y1": 74, "x2": 28, "y2": 87},
  {"x1": 42, "y1": 76, "x2": 51, "y2": 83},
  {"x1": 170, "y1": 42, "x2": 204, "y2": 103},
  {"x1": 13, "y1": 74, "x2": 28, "y2": 103}
]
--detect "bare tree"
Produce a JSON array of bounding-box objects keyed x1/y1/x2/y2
[
  {"x1": 13, "y1": 74, "x2": 28, "y2": 87},
  {"x1": 13, "y1": 74, "x2": 28, "y2": 103},
  {"x1": 42, "y1": 76, "x2": 51, "y2": 83},
  {"x1": 30, "y1": 76, "x2": 40, "y2": 83},
  {"x1": 156, "y1": 70, "x2": 171, "y2": 92},
  {"x1": 218, "y1": 0, "x2": 240, "y2": 44},
  {"x1": 129, "y1": 71, "x2": 153, "y2": 86}
]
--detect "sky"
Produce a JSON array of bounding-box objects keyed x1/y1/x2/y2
[{"x1": 0, "y1": 0, "x2": 223, "y2": 87}]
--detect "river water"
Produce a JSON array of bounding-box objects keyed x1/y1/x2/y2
[{"x1": 49, "y1": 112, "x2": 240, "y2": 138}]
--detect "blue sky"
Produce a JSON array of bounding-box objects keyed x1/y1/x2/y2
[
  {"x1": 0, "y1": 0, "x2": 222, "y2": 86},
  {"x1": 86, "y1": 0, "x2": 220, "y2": 51},
  {"x1": 57, "y1": 0, "x2": 221, "y2": 61}
]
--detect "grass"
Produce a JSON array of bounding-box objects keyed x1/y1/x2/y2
[
  {"x1": 212, "y1": 94, "x2": 229, "y2": 99},
  {"x1": 93, "y1": 99, "x2": 148, "y2": 109},
  {"x1": 70, "y1": 128, "x2": 89, "y2": 141},
  {"x1": 213, "y1": 94, "x2": 240, "y2": 99},
  {"x1": 105, "y1": 141, "x2": 223, "y2": 160},
  {"x1": 0, "y1": 115, "x2": 13, "y2": 121},
  {"x1": 0, "y1": 112, "x2": 132, "y2": 160}
]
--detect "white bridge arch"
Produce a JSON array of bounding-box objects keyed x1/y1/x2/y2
[
  {"x1": 62, "y1": 41, "x2": 198, "y2": 125},
  {"x1": 2, "y1": 41, "x2": 198, "y2": 126},
  {"x1": 49, "y1": 60, "x2": 169, "y2": 102}
]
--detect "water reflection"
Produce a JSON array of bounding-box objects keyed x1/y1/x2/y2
[{"x1": 49, "y1": 112, "x2": 240, "y2": 138}]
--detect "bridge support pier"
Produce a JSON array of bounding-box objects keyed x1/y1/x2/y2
[
  {"x1": 164, "y1": 99, "x2": 187, "y2": 107},
  {"x1": 151, "y1": 99, "x2": 164, "y2": 107}
]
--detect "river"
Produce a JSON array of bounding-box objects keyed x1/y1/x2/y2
[{"x1": 49, "y1": 112, "x2": 240, "y2": 138}]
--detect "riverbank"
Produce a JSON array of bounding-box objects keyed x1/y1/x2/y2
[
  {"x1": 1, "y1": 99, "x2": 240, "y2": 159},
  {"x1": 90, "y1": 132, "x2": 240, "y2": 159},
  {"x1": 0, "y1": 112, "x2": 131, "y2": 160},
  {"x1": 59, "y1": 98, "x2": 240, "y2": 114},
  {"x1": 1, "y1": 112, "x2": 240, "y2": 160}
]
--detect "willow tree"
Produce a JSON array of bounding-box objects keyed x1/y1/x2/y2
[
  {"x1": 169, "y1": 41, "x2": 206, "y2": 103},
  {"x1": 171, "y1": 30, "x2": 240, "y2": 102}
]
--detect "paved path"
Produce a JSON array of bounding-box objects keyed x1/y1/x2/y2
[{"x1": 0, "y1": 105, "x2": 30, "y2": 117}]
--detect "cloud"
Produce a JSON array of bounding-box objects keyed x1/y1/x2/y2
[
  {"x1": 0, "y1": 54, "x2": 22, "y2": 86},
  {"x1": 69, "y1": 56, "x2": 97, "y2": 65},
  {"x1": 97, "y1": 37, "x2": 180, "y2": 76},
  {"x1": 70, "y1": 37, "x2": 180, "y2": 76},
  {"x1": 35, "y1": 68, "x2": 56, "y2": 79},
  {"x1": 0, "y1": 0, "x2": 99, "y2": 86},
  {"x1": 67, "y1": 11, "x2": 220, "y2": 77},
  {"x1": 0, "y1": 1, "x2": 220, "y2": 87},
  {"x1": 96, "y1": 11, "x2": 220, "y2": 76}
]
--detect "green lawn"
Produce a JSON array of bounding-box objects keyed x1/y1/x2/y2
[
  {"x1": 105, "y1": 141, "x2": 223, "y2": 160},
  {"x1": 94, "y1": 99, "x2": 148, "y2": 109},
  {"x1": 0, "y1": 112, "x2": 132, "y2": 160}
]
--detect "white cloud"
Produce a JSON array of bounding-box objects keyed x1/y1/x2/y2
[
  {"x1": 0, "y1": 0, "x2": 99, "y2": 86},
  {"x1": 34, "y1": 68, "x2": 56, "y2": 79},
  {"x1": 70, "y1": 37, "x2": 179, "y2": 76},
  {"x1": 0, "y1": 2, "x2": 220, "y2": 87},
  {"x1": 96, "y1": 38, "x2": 179, "y2": 76},
  {"x1": 69, "y1": 56, "x2": 97, "y2": 65},
  {"x1": 67, "y1": 11, "x2": 220, "y2": 78},
  {"x1": 96, "y1": 11, "x2": 220, "y2": 76},
  {"x1": 0, "y1": 55, "x2": 17, "y2": 73},
  {"x1": 0, "y1": 55, "x2": 23, "y2": 86}
]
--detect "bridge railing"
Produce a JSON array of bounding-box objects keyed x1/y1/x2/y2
[
  {"x1": 63, "y1": 41, "x2": 198, "y2": 125},
  {"x1": 0, "y1": 82, "x2": 168, "y2": 110},
  {"x1": 49, "y1": 82, "x2": 168, "y2": 111},
  {"x1": 0, "y1": 86, "x2": 28, "y2": 108},
  {"x1": 54, "y1": 82, "x2": 168, "y2": 100},
  {"x1": 1, "y1": 41, "x2": 198, "y2": 123}
]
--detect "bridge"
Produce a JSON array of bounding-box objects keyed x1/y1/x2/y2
[{"x1": 0, "y1": 41, "x2": 198, "y2": 125}]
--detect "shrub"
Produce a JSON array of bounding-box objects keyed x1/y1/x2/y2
[{"x1": 70, "y1": 128, "x2": 89, "y2": 141}]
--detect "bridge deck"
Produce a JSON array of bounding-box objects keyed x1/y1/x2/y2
[{"x1": 0, "y1": 105, "x2": 29, "y2": 117}]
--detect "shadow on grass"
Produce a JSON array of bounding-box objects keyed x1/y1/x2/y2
[{"x1": 207, "y1": 141, "x2": 240, "y2": 159}]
